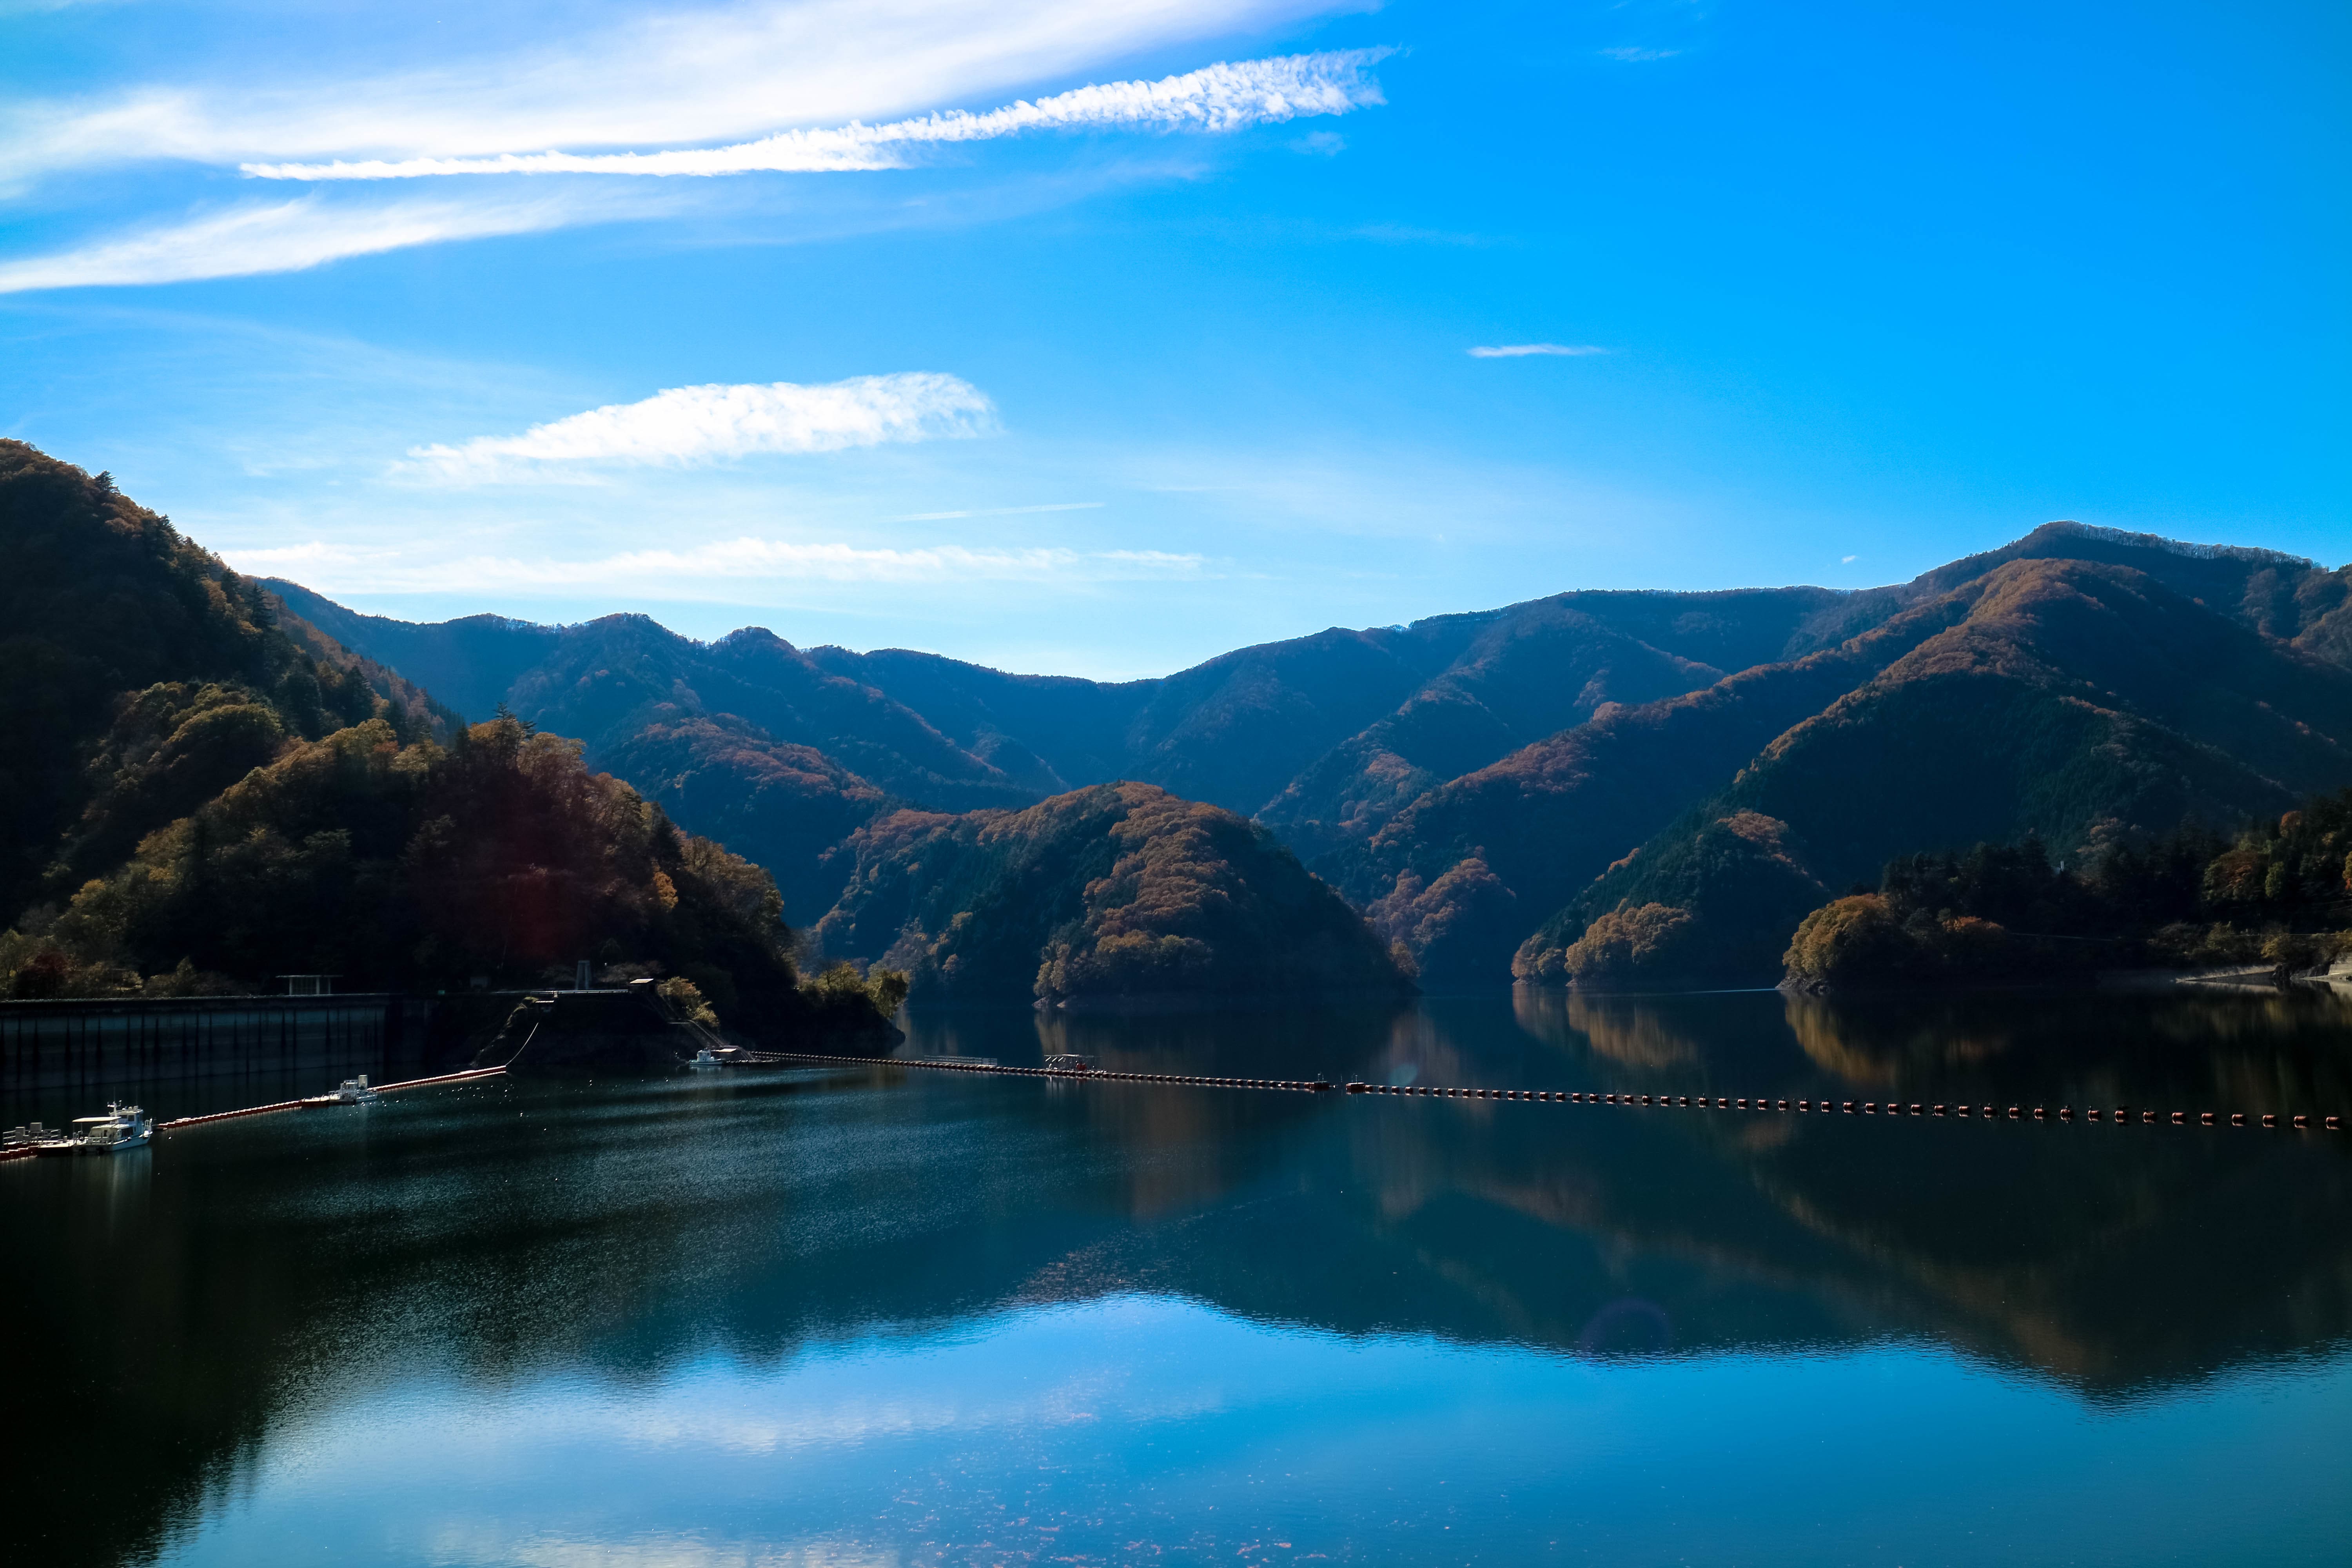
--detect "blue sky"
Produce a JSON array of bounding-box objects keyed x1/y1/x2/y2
[{"x1": 4, "y1": 0, "x2": 2345, "y2": 678}]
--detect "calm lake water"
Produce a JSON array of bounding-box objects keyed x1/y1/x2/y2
[{"x1": 6, "y1": 989, "x2": 2350, "y2": 1567}]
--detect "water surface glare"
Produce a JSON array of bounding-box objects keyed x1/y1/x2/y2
[{"x1": 6, "y1": 993, "x2": 2349, "y2": 1566}]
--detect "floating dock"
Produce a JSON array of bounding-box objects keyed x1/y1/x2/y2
[{"x1": 0, "y1": 1066, "x2": 508, "y2": 1161}]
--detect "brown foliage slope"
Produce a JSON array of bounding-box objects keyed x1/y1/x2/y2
[
  {"x1": 287, "y1": 581, "x2": 1854, "y2": 919},
  {"x1": 1256, "y1": 600, "x2": 1729, "y2": 860},
  {"x1": 818, "y1": 586, "x2": 1854, "y2": 831},
  {"x1": 262, "y1": 518, "x2": 2352, "y2": 999},
  {"x1": 599, "y1": 710, "x2": 884, "y2": 924},
  {"x1": 1335, "y1": 591, "x2": 1988, "y2": 985},
  {"x1": 813, "y1": 782, "x2": 1412, "y2": 1005},
  {"x1": 25, "y1": 713, "x2": 820, "y2": 1025},
  {"x1": 1514, "y1": 560, "x2": 2352, "y2": 987}
]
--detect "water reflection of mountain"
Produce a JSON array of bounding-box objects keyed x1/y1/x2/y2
[{"x1": 6, "y1": 993, "x2": 2349, "y2": 1564}]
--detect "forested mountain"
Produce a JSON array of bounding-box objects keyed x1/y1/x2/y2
[
  {"x1": 0, "y1": 443, "x2": 895, "y2": 1042},
  {"x1": 267, "y1": 577, "x2": 1882, "y2": 922},
  {"x1": 0, "y1": 443, "x2": 443, "y2": 926},
  {"x1": 274, "y1": 577, "x2": 1857, "y2": 834},
  {"x1": 241, "y1": 477, "x2": 2352, "y2": 996},
  {"x1": 1510, "y1": 559, "x2": 2352, "y2": 987},
  {"x1": 811, "y1": 782, "x2": 1413, "y2": 1006}
]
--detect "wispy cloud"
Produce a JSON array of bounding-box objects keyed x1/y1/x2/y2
[
  {"x1": 5, "y1": 1, "x2": 1366, "y2": 178},
  {"x1": 895, "y1": 501, "x2": 1103, "y2": 520},
  {"x1": 399, "y1": 374, "x2": 996, "y2": 484},
  {"x1": 245, "y1": 53, "x2": 1387, "y2": 181},
  {"x1": 224, "y1": 536, "x2": 1207, "y2": 592},
  {"x1": 0, "y1": 189, "x2": 664, "y2": 294},
  {"x1": 1466, "y1": 343, "x2": 1609, "y2": 358},
  {"x1": 1599, "y1": 46, "x2": 1681, "y2": 62}
]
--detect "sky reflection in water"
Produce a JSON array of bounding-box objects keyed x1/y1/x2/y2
[{"x1": 5, "y1": 991, "x2": 2349, "y2": 1566}]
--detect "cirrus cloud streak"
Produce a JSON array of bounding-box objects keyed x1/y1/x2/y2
[
  {"x1": 246, "y1": 53, "x2": 1387, "y2": 181},
  {"x1": 0, "y1": 189, "x2": 657, "y2": 294},
  {"x1": 1467, "y1": 343, "x2": 1609, "y2": 358},
  {"x1": 4, "y1": 0, "x2": 1368, "y2": 176}
]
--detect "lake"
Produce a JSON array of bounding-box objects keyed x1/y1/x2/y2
[{"x1": 5, "y1": 989, "x2": 2349, "y2": 1566}]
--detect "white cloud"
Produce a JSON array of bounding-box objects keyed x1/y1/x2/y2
[
  {"x1": 245, "y1": 52, "x2": 1387, "y2": 181},
  {"x1": 0, "y1": 189, "x2": 664, "y2": 293},
  {"x1": 5, "y1": 0, "x2": 1365, "y2": 177},
  {"x1": 1599, "y1": 46, "x2": 1681, "y2": 62},
  {"x1": 399, "y1": 374, "x2": 997, "y2": 483},
  {"x1": 1466, "y1": 343, "x2": 1610, "y2": 358},
  {"x1": 221, "y1": 536, "x2": 1208, "y2": 593}
]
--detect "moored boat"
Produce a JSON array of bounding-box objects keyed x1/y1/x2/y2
[
  {"x1": 324, "y1": 1075, "x2": 383, "y2": 1105},
  {"x1": 46, "y1": 1103, "x2": 152, "y2": 1155}
]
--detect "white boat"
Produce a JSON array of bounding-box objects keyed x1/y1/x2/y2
[
  {"x1": 323, "y1": 1074, "x2": 382, "y2": 1105},
  {"x1": 687, "y1": 1048, "x2": 725, "y2": 1071},
  {"x1": 47, "y1": 1103, "x2": 152, "y2": 1155}
]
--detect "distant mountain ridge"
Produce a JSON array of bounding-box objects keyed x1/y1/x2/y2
[{"x1": 267, "y1": 518, "x2": 2352, "y2": 992}]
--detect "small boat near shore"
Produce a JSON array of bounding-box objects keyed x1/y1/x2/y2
[
  {"x1": 323, "y1": 1075, "x2": 382, "y2": 1105},
  {"x1": 29, "y1": 1103, "x2": 154, "y2": 1155}
]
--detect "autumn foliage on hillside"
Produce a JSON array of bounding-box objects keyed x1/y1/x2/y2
[
  {"x1": 600, "y1": 708, "x2": 888, "y2": 924},
  {"x1": 1781, "y1": 800, "x2": 2352, "y2": 992},
  {"x1": 815, "y1": 782, "x2": 1414, "y2": 1005},
  {"x1": 1511, "y1": 561, "x2": 2352, "y2": 991},
  {"x1": 7, "y1": 715, "x2": 788, "y2": 1010},
  {"x1": 0, "y1": 441, "x2": 444, "y2": 920},
  {"x1": 0, "y1": 445, "x2": 894, "y2": 1038}
]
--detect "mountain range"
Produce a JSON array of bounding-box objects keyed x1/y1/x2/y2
[
  {"x1": 267, "y1": 520, "x2": 2352, "y2": 990},
  {"x1": 0, "y1": 443, "x2": 1411, "y2": 1010}
]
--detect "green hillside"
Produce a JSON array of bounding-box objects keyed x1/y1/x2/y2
[{"x1": 0, "y1": 441, "x2": 439, "y2": 922}]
